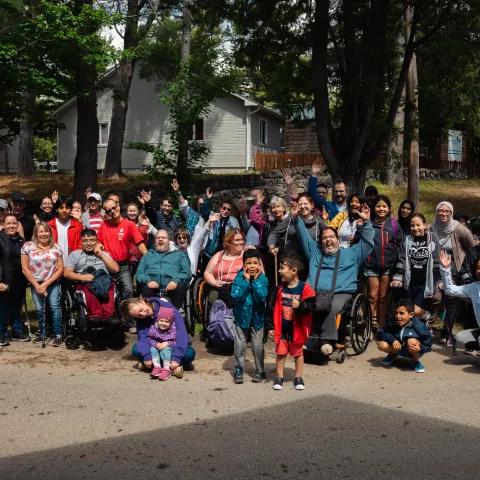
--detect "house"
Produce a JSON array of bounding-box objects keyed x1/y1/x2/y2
[
  {"x1": 53, "y1": 66, "x2": 285, "y2": 172},
  {"x1": 0, "y1": 134, "x2": 19, "y2": 173}
]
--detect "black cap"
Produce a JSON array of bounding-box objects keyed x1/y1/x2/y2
[{"x1": 11, "y1": 191, "x2": 26, "y2": 203}]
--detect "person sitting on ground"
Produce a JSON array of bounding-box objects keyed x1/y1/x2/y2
[
  {"x1": 328, "y1": 193, "x2": 365, "y2": 248},
  {"x1": 135, "y1": 229, "x2": 191, "y2": 309},
  {"x1": 48, "y1": 196, "x2": 83, "y2": 262},
  {"x1": 123, "y1": 297, "x2": 196, "y2": 378},
  {"x1": 271, "y1": 253, "x2": 315, "y2": 391},
  {"x1": 0, "y1": 215, "x2": 28, "y2": 345},
  {"x1": 11, "y1": 191, "x2": 35, "y2": 241},
  {"x1": 230, "y1": 248, "x2": 269, "y2": 384},
  {"x1": 82, "y1": 192, "x2": 103, "y2": 232},
  {"x1": 308, "y1": 161, "x2": 348, "y2": 220},
  {"x1": 63, "y1": 229, "x2": 119, "y2": 321},
  {"x1": 290, "y1": 201, "x2": 373, "y2": 356},
  {"x1": 139, "y1": 190, "x2": 182, "y2": 236},
  {"x1": 376, "y1": 298, "x2": 432, "y2": 373},
  {"x1": 148, "y1": 306, "x2": 178, "y2": 381}
]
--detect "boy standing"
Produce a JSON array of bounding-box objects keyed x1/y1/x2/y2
[
  {"x1": 377, "y1": 298, "x2": 432, "y2": 373},
  {"x1": 231, "y1": 249, "x2": 269, "y2": 384},
  {"x1": 271, "y1": 253, "x2": 315, "y2": 391}
]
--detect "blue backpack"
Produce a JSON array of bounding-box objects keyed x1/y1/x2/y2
[{"x1": 207, "y1": 300, "x2": 235, "y2": 349}]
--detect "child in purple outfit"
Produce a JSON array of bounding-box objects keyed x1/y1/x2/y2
[{"x1": 148, "y1": 306, "x2": 177, "y2": 381}]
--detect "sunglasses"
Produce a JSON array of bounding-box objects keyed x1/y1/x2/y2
[
  {"x1": 176, "y1": 235, "x2": 188, "y2": 240},
  {"x1": 104, "y1": 208, "x2": 115, "y2": 215},
  {"x1": 221, "y1": 206, "x2": 231, "y2": 212}
]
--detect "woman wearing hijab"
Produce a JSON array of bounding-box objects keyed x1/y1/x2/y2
[{"x1": 431, "y1": 201, "x2": 476, "y2": 344}]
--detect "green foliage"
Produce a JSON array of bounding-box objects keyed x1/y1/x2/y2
[{"x1": 34, "y1": 137, "x2": 56, "y2": 164}]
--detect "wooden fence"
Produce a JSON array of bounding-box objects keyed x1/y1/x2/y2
[{"x1": 255, "y1": 152, "x2": 323, "y2": 171}]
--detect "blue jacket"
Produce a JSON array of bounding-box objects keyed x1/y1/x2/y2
[
  {"x1": 135, "y1": 297, "x2": 189, "y2": 363},
  {"x1": 377, "y1": 317, "x2": 432, "y2": 354},
  {"x1": 135, "y1": 249, "x2": 191, "y2": 288},
  {"x1": 293, "y1": 217, "x2": 374, "y2": 293},
  {"x1": 308, "y1": 176, "x2": 345, "y2": 220},
  {"x1": 231, "y1": 270, "x2": 269, "y2": 330}
]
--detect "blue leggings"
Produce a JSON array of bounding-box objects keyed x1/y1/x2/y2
[{"x1": 132, "y1": 344, "x2": 196, "y2": 366}]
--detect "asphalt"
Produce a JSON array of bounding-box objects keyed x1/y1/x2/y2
[{"x1": 0, "y1": 336, "x2": 479, "y2": 479}]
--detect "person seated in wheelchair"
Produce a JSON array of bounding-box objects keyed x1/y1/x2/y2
[
  {"x1": 376, "y1": 298, "x2": 432, "y2": 373},
  {"x1": 63, "y1": 228, "x2": 120, "y2": 322},
  {"x1": 135, "y1": 229, "x2": 191, "y2": 309},
  {"x1": 289, "y1": 201, "x2": 374, "y2": 357}
]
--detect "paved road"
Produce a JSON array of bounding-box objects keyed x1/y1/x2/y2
[{"x1": 0, "y1": 336, "x2": 479, "y2": 479}]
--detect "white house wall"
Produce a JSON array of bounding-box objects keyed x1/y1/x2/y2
[{"x1": 0, "y1": 133, "x2": 20, "y2": 172}]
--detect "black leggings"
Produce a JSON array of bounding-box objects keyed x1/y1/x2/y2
[{"x1": 140, "y1": 282, "x2": 187, "y2": 310}]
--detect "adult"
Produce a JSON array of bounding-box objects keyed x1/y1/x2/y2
[
  {"x1": 97, "y1": 198, "x2": 147, "y2": 304},
  {"x1": 204, "y1": 228, "x2": 246, "y2": 306},
  {"x1": 11, "y1": 191, "x2": 35, "y2": 241},
  {"x1": 123, "y1": 297, "x2": 196, "y2": 375},
  {"x1": 328, "y1": 193, "x2": 364, "y2": 248},
  {"x1": 140, "y1": 191, "x2": 182, "y2": 236},
  {"x1": 48, "y1": 197, "x2": 83, "y2": 262},
  {"x1": 290, "y1": 201, "x2": 373, "y2": 355},
  {"x1": 308, "y1": 161, "x2": 348, "y2": 220},
  {"x1": 135, "y1": 229, "x2": 191, "y2": 309},
  {"x1": 397, "y1": 199, "x2": 415, "y2": 236},
  {"x1": 81, "y1": 192, "x2": 103, "y2": 232},
  {"x1": 0, "y1": 199, "x2": 23, "y2": 236},
  {"x1": 364, "y1": 185, "x2": 379, "y2": 220},
  {"x1": 35, "y1": 192, "x2": 58, "y2": 223},
  {"x1": 201, "y1": 189, "x2": 240, "y2": 258},
  {"x1": 21, "y1": 222, "x2": 64, "y2": 346},
  {"x1": 0, "y1": 215, "x2": 28, "y2": 345},
  {"x1": 431, "y1": 201, "x2": 476, "y2": 343},
  {"x1": 64, "y1": 229, "x2": 120, "y2": 321},
  {"x1": 364, "y1": 195, "x2": 401, "y2": 328},
  {"x1": 392, "y1": 213, "x2": 441, "y2": 317}
]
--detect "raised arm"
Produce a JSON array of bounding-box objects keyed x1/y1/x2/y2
[
  {"x1": 290, "y1": 202, "x2": 317, "y2": 261},
  {"x1": 439, "y1": 250, "x2": 471, "y2": 300},
  {"x1": 352, "y1": 205, "x2": 374, "y2": 264}
]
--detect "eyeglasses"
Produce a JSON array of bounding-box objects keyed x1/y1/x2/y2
[{"x1": 81, "y1": 238, "x2": 97, "y2": 243}]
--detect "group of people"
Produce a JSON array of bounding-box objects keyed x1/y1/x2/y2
[{"x1": 1, "y1": 161, "x2": 479, "y2": 388}]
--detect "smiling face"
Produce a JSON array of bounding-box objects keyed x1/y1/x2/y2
[
  {"x1": 228, "y1": 233, "x2": 245, "y2": 255},
  {"x1": 349, "y1": 196, "x2": 361, "y2": 212},
  {"x1": 333, "y1": 182, "x2": 347, "y2": 204},
  {"x1": 156, "y1": 317, "x2": 172, "y2": 331},
  {"x1": 127, "y1": 205, "x2": 139, "y2": 221},
  {"x1": 400, "y1": 202, "x2": 412, "y2": 219},
  {"x1": 297, "y1": 196, "x2": 314, "y2": 219},
  {"x1": 437, "y1": 205, "x2": 452, "y2": 224},
  {"x1": 103, "y1": 200, "x2": 120, "y2": 221},
  {"x1": 220, "y1": 202, "x2": 232, "y2": 219},
  {"x1": 410, "y1": 215, "x2": 426, "y2": 237},
  {"x1": 175, "y1": 230, "x2": 189, "y2": 250},
  {"x1": 321, "y1": 228, "x2": 339, "y2": 255},
  {"x1": 36, "y1": 225, "x2": 51, "y2": 245},
  {"x1": 160, "y1": 200, "x2": 173, "y2": 217},
  {"x1": 129, "y1": 301, "x2": 154, "y2": 319},
  {"x1": 395, "y1": 305, "x2": 414, "y2": 327},
  {"x1": 270, "y1": 202, "x2": 286, "y2": 220},
  {"x1": 3, "y1": 215, "x2": 18, "y2": 236},
  {"x1": 81, "y1": 234, "x2": 97, "y2": 253},
  {"x1": 41, "y1": 197, "x2": 53, "y2": 213},
  {"x1": 375, "y1": 200, "x2": 390, "y2": 220},
  {"x1": 155, "y1": 230, "x2": 170, "y2": 252}
]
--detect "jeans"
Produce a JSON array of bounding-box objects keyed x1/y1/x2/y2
[
  {"x1": 132, "y1": 343, "x2": 196, "y2": 366},
  {"x1": 0, "y1": 293, "x2": 24, "y2": 336},
  {"x1": 150, "y1": 346, "x2": 173, "y2": 367},
  {"x1": 114, "y1": 264, "x2": 134, "y2": 300},
  {"x1": 31, "y1": 281, "x2": 62, "y2": 337}
]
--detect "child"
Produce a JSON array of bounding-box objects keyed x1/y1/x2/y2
[
  {"x1": 271, "y1": 253, "x2": 315, "y2": 390},
  {"x1": 148, "y1": 306, "x2": 177, "y2": 381},
  {"x1": 377, "y1": 298, "x2": 432, "y2": 373},
  {"x1": 231, "y1": 248, "x2": 269, "y2": 384}
]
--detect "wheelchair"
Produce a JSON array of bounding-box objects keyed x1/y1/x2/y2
[
  {"x1": 62, "y1": 281, "x2": 124, "y2": 350},
  {"x1": 304, "y1": 292, "x2": 372, "y2": 364},
  {"x1": 191, "y1": 277, "x2": 211, "y2": 341}
]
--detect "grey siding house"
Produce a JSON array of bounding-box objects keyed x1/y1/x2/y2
[{"x1": 55, "y1": 66, "x2": 285, "y2": 172}]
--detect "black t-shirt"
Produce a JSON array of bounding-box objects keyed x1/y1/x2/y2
[
  {"x1": 409, "y1": 234, "x2": 428, "y2": 284},
  {"x1": 281, "y1": 282, "x2": 305, "y2": 341},
  {"x1": 18, "y1": 214, "x2": 35, "y2": 241}
]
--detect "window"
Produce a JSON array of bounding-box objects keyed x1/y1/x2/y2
[
  {"x1": 259, "y1": 119, "x2": 267, "y2": 145},
  {"x1": 98, "y1": 122, "x2": 109, "y2": 146},
  {"x1": 188, "y1": 118, "x2": 205, "y2": 141}
]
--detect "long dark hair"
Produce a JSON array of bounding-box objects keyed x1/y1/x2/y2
[
  {"x1": 398, "y1": 199, "x2": 415, "y2": 231},
  {"x1": 347, "y1": 193, "x2": 365, "y2": 223}
]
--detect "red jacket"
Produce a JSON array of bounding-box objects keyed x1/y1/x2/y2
[
  {"x1": 48, "y1": 218, "x2": 83, "y2": 255},
  {"x1": 273, "y1": 282, "x2": 315, "y2": 345}
]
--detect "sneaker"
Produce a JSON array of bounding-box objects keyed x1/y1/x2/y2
[
  {"x1": 381, "y1": 354, "x2": 397, "y2": 367},
  {"x1": 128, "y1": 326, "x2": 137, "y2": 335},
  {"x1": 52, "y1": 335, "x2": 62, "y2": 347},
  {"x1": 252, "y1": 371, "x2": 266, "y2": 383},
  {"x1": 0, "y1": 335, "x2": 9, "y2": 346},
  {"x1": 233, "y1": 367, "x2": 244, "y2": 384},
  {"x1": 320, "y1": 343, "x2": 333, "y2": 356},
  {"x1": 272, "y1": 377, "x2": 284, "y2": 390},
  {"x1": 11, "y1": 332, "x2": 30, "y2": 342},
  {"x1": 172, "y1": 365, "x2": 184, "y2": 379},
  {"x1": 414, "y1": 361, "x2": 425, "y2": 373},
  {"x1": 150, "y1": 366, "x2": 163, "y2": 378},
  {"x1": 294, "y1": 377, "x2": 305, "y2": 390},
  {"x1": 158, "y1": 367, "x2": 171, "y2": 381}
]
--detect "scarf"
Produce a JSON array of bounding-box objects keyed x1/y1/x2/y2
[{"x1": 431, "y1": 201, "x2": 458, "y2": 239}]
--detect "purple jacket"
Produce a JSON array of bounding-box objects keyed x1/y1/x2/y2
[
  {"x1": 135, "y1": 298, "x2": 188, "y2": 363},
  {"x1": 148, "y1": 322, "x2": 177, "y2": 348}
]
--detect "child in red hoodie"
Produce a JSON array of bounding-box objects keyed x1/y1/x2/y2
[{"x1": 271, "y1": 253, "x2": 315, "y2": 391}]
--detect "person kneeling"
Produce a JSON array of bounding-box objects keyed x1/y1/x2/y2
[
  {"x1": 149, "y1": 306, "x2": 177, "y2": 381},
  {"x1": 271, "y1": 253, "x2": 315, "y2": 391},
  {"x1": 377, "y1": 298, "x2": 432, "y2": 373}
]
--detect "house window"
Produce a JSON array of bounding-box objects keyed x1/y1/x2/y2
[
  {"x1": 188, "y1": 118, "x2": 205, "y2": 141},
  {"x1": 259, "y1": 119, "x2": 267, "y2": 145},
  {"x1": 98, "y1": 122, "x2": 109, "y2": 146}
]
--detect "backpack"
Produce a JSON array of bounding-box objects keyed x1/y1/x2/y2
[{"x1": 207, "y1": 300, "x2": 235, "y2": 349}]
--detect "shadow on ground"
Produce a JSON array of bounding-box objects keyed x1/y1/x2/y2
[{"x1": 1, "y1": 395, "x2": 478, "y2": 480}]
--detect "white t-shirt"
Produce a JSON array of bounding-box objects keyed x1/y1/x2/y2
[
  {"x1": 338, "y1": 218, "x2": 357, "y2": 248},
  {"x1": 56, "y1": 219, "x2": 70, "y2": 261}
]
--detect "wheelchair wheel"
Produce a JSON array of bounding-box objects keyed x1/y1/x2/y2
[
  {"x1": 336, "y1": 348, "x2": 346, "y2": 364},
  {"x1": 65, "y1": 335, "x2": 80, "y2": 350},
  {"x1": 349, "y1": 293, "x2": 372, "y2": 354},
  {"x1": 192, "y1": 277, "x2": 206, "y2": 322},
  {"x1": 183, "y1": 287, "x2": 195, "y2": 337}
]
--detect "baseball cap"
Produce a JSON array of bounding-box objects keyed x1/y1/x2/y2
[
  {"x1": 0, "y1": 199, "x2": 8, "y2": 209},
  {"x1": 88, "y1": 193, "x2": 102, "y2": 202},
  {"x1": 11, "y1": 191, "x2": 26, "y2": 203}
]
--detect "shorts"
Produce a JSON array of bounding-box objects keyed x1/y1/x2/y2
[
  {"x1": 276, "y1": 340, "x2": 304, "y2": 358},
  {"x1": 364, "y1": 267, "x2": 391, "y2": 277},
  {"x1": 408, "y1": 283, "x2": 428, "y2": 310}
]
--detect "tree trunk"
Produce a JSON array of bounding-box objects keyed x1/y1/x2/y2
[
  {"x1": 404, "y1": 5, "x2": 419, "y2": 206},
  {"x1": 18, "y1": 89, "x2": 36, "y2": 177},
  {"x1": 385, "y1": 88, "x2": 405, "y2": 187},
  {"x1": 103, "y1": 0, "x2": 140, "y2": 178}
]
